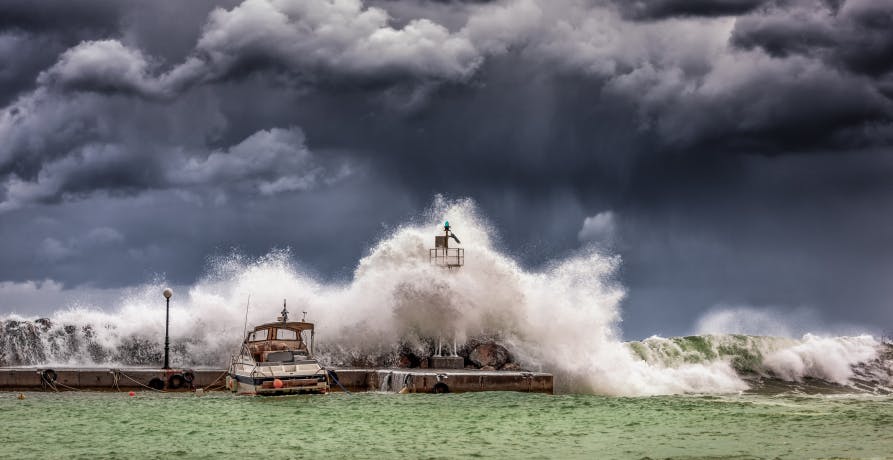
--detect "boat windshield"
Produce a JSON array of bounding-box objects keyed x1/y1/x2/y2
[
  {"x1": 276, "y1": 329, "x2": 297, "y2": 340},
  {"x1": 248, "y1": 329, "x2": 268, "y2": 341}
]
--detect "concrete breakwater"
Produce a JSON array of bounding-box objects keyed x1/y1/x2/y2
[{"x1": 0, "y1": 367, "x2": 552, "y2": 394}]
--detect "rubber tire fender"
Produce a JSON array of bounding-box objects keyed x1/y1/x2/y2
[
  {"x1": 168, "y1": 374, "x2": 185, "y2": 390},
  {"x1": 182, "y1": 371, "x2": 195, "y2": 383},
  {"x1": 42, "y1": 369, "x2": 58, "y2": 383}
]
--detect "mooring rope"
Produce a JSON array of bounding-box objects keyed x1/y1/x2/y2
[
  {"x1": 116, "y1": 370, "x2": 165, "y2": 392},
  {"x1": 327, "y1": 369, "x2": 351, "y2": 395},
  {"x1": 37, "y1": 370, "x2": 97, "y2": 392},
  {"x1": 50, "y1": 380, "x2": 82, "y2": 392},
  {"x1": 203, "y1": 382, "x2": 227, "y2": 392},
  {"x1": 33, "y1": 369, "x2": 234, "y2": 394},
  {"x1": 200, "y1": 370, "x2": 229, "y2": 392},
  {"x1": 39, "y1": 372, "x2": 59, "y2": 392}
]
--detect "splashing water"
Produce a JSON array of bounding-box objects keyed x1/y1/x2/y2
[
  {"x1": 1, "y1": 198, "x2": 890, "y2": 395},
  {"x1": 628, "y1": 334, "x2": 890, "y2": 392}
]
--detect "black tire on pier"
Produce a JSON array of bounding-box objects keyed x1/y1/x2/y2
[
  {"x1": 42, "y1": 369, "x2": 58, "y2": 383},
  {"x1": 182, "y1": 371, "x2": 195, "y2": 383},
  {"x1": 148, "y1": 378, "x2": 165, "y2": 391},
  {"x1": 167, "y1": 374, "x2": 185, "y2": 390},
  {"x1": 432, "y1": 382, "x2": 450, "y2": 394}
]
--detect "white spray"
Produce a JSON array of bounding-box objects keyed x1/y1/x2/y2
[{"x1": 0, "y1": 197, "x2": 887, "y2": 395}]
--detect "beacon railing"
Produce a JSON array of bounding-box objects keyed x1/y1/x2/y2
[{"x1": 429, "y1": 248, "x2": 464, "y2": 268}]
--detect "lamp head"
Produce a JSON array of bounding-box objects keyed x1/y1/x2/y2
[{"x1": 163, "y1": 288, "x2": 173, "y2": 299}]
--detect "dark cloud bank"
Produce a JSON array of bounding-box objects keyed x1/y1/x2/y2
[{"x1": 1, "y1": 0, "x2": 892, "y2": 339}]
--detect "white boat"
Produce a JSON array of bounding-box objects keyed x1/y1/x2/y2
[{"x1": 226, "y1": 303, "x2": 328, "y2": 395}]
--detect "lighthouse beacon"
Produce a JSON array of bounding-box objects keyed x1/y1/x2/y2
[{"x1": 429, "y1": 221, "x2": 464, "y2": 269}]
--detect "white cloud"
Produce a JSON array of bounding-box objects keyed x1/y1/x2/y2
[
  {"x1": 85, "y1": 227, "x2": 125, "y2": 245},
  {"x1": 0, "y1": 121, "x2": 348, "y2": 211},
  {"x1": 30, "y1": 0, "x2": 731, "y2": 98},
  {"x1": 38, "y1": 40, "x2": 166, "y2": 99},
  {"x1": 35, "y1": 0, "x2": 490, "y2": 99},
  {"x1": 39, "y1": 237, "x2": 75, "y2": 261},
  {"x1": 37, "y1": 226, "x2": 126, "y2": 262},
  {"x1": 2, "y1": 142, "x2": 133, "y2": 210},
  {"x1": 169, "y1": 126, "x2": 343, "y2": 195},
  {"x1": 168, "y1": 0, "x2": 485, "y2": 88},
  {"x1": 578, "y1": 210, "x2": 616, "y2": 245}
]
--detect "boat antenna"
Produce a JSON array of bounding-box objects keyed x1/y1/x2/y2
[
  {"x1": 242, "y1": 293, "x2": 251, "y2": 338},
  {"x1": 281, "y1": 299, "x2": 289, "y2": 324}
]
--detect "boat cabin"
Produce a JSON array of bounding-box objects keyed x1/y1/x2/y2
[{"x1": 244, "y1": 321, "x2": 315, "y2": 364}]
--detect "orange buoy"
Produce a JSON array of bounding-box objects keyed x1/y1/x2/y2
[
  {"x1": 128, "y1": 391, "x2": 136, "y2": 397},
  {"x1": 273, "y1": 379, "x2": 284, "y2": 389}
]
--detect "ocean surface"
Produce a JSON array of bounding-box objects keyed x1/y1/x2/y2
[{"x1": 3, "y1": 390, "x2": 891, "y2": 459}]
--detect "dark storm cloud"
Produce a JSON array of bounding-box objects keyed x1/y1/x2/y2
[
  {"x1": 0, "y1": 177, "x2": 417, "y2": 288},
  {"x1": 0, "y1": 110, "x2": 348, "y2": 211},
  {"x1": 0, "y1": 0, "x2": 241, "y2": 104},
  {"x1": 0, "y1": 0, "x2": 122, "y2": 35},
  {"x1": 731, "y1": 0, "x2": 893, "y2": 76},
  {"x1": 612, "y1": 0, "x2": 767, "y2": 20},
  {"x1": 616, "y1": 150, "x2": 893, "y2": 338},
  {"x1": 28, "y1": 0, "x2": 506, "y2": 100},
  {"x1": 605, "y1": 53, "x2": 893, "y2": 152},
  {"x1": 0, "y1": 0, "x2": 129, "y2": 105},
  {"x1": 2, "y1": 0, "x2": 893, "y2": 336},
  {"x1": 0, "y1": 33, "x2": 66, "y2": 106}
]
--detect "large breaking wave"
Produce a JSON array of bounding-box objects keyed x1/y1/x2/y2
[{"x1": 1, "y1": 198, "x2": 891, "y2": 395}]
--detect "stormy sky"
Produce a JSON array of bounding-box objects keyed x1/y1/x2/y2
[{"x1": 1, "y1": 0, "x2": 892, "y2": 339}]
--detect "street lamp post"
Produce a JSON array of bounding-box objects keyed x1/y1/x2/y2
[{"x1": 163, "y1": 288, "x2": 173, "y2": 370}]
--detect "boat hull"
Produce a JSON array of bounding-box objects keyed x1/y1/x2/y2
[{"x1": 226, "y1": 373, "x2": 328, "y2": 396}]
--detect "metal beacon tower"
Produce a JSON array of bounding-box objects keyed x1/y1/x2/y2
[{"x1": 429, "y1": 221, "x2": 464, "y2": 269}]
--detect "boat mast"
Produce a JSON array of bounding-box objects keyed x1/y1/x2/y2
[{"x1": 279, "y1": 299, "x2": 289, "y2": 325}]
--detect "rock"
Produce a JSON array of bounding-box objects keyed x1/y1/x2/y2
[
  {"x1": 35, "y1": 318, "x2": 52, "y2": 332},
  {"x1": 469, "y1": 342, "x2": 510, "y2": 369},
  {"x1": 396, "y1": 351, "x2": 421, "y2": 368},
  {"x1": 501, "y1": 362, "x2": 523, "y2": 371},
  {"x1": 114, "y1": 336, "x2": 163, "y2": 365}
]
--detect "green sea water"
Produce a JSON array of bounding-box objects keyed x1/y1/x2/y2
[{"x1": 2, "y1": 391, "x2": 892, "y2": 459}]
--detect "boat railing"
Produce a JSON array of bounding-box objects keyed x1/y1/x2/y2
[{"x1": 429, "y1": 247, "x2": 464, "y2": 268}]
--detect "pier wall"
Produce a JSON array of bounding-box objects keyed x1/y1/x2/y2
[
  {"x1": 1, "y1": 368, "x2": 552, "y2": 394},
  {"x1": 0, "y1": 368, "x2": 224, "y2": 391}
]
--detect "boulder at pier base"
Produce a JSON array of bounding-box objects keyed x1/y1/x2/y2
[
  {"x1": 469, "y1": 342, "x2": 510, "y2": 369},
  {"x1": 501, "y1": 362, "x2": 523, "y2": 371}
]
